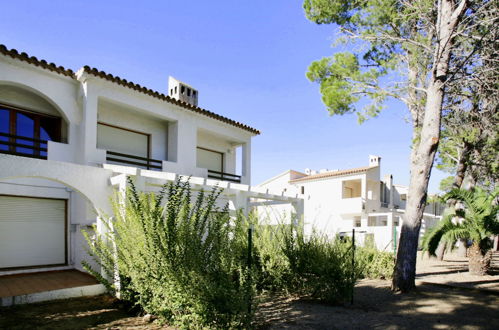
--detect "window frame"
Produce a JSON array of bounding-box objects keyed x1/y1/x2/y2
[
  {"x1": 0, "y1": 102, "x2": 62, "y2": 157},
  {"x1": 196, "y1": 146, "x2": 224, "y2": 173},
  {"x1": 97, "y1": 122, "x2": 152, "y2": 159}
]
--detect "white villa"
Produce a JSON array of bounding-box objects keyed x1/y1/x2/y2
[
  {"x1": 0, "y1": 44, "x2": 303, "y2": 305},
  {"x1": 257, "y1": 155, "x2": 444, "y2": 251}
]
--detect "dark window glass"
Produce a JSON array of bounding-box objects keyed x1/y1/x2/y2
[
  {"x1": 0, "y1": 108, "x2": 9, "y2": 151},
  {"x1": 40, "y1": 117, "x2": 59, "y2": 141},
  {"x1": 16, "y1": 112, "x2": 35, "y2": 154},
  {"x1": 0, "y1": 106, "x2": 60, "y2": 158}
]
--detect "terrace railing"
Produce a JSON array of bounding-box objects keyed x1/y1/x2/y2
[
  {"x1": 106, "y1": 151, "x2": 163, "y2": 171},
  {"x1": 0, "y1": 132, "x2": 48, "y2": 159},
  {"x1": 207, "y1": 170, "x2": 241, "y2": 183}
]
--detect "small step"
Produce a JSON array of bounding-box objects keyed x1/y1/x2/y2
[{"x1": 0, "y1": 284, "x2": 106, "y2": 307}]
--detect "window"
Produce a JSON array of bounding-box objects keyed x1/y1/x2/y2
[
  {"x1": 354, "y1": 216, "x2": 361, "y2": 227},
  {"x1": 181, "y1": 86, "x2": 185, "y2": 94},
  {"x1": 400, "y1": 194, "x2": 407, "y2": 201},
  {"x1": 196, "y1": 147, "x2": 223, "y2": 172},
  {"x1": 97, "y1": 123, "x2": 149, "y2": 158},
  {"x1": 301, "y1": 186, "x2": 305, "y2": 195},
  {"x1": 379, "y1": 216, "x2": 388, "y2": 226},
  {"x1": 0, "y1": 104, "x2": 61, "y2": 158},
  {"x1": 187, "y1": 88, "x2": 191, "y2": 97},
  {"x1": 193, "y1": 91, "x2": 197, "y2": 97},
  {"x1": 170, "y1": 89, "x2": 173, "y2": 95},
  {"x1": 174, "y1": 86, "x2": 177, "y2": 94}
]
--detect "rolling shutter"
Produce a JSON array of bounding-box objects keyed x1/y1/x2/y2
[
  {"x1": 0, "y1": 196, "x2": 66, "y2": 269},
  {"x1": 197, "y1": 148, "x2": 223, "y2": 172},
  {"x1": 97, "y1": 123, "x2": 148, "y2": 157}
]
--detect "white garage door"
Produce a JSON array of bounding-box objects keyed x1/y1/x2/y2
[{"x1": 0, "y1": 196, "x2": 66, "y2": 269}]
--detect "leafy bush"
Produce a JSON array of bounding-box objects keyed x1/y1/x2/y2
[
  {"x1": 246, "y1": 216, "x2": 358, "y2": 304},
  {"x1": 356, "y1": 248, "x2": 394, "y2": 279},
  {"x1": 83, "y1": 178, "x2": 251, "y2": 328},
  {"x1": 282, "y1": 228, "x2": 357, "y2": 304},
  {"x1": 84, "y1": 179, "x2": 370, "y2": 327}
]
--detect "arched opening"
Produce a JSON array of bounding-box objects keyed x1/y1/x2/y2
[
  {"x1": 0, "y1": 83, "x2": 69, "y2": 160},
  {"x1": 0, "y1": 172, "x2": 109, "y2": 273}
]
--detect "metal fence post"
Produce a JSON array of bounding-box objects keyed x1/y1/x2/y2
[
  {"x1": 351, "y1": 228, "x2": 355, "y2": 305},
  {"x1": 247, "y1": 224, "x2": 253, "y2": 316}
]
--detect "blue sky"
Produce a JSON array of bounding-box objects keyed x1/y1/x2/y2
[{"x1": 1, "y1": 0, "x2": 447, "y2": 193}]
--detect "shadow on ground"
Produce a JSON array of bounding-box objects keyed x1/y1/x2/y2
[
  {"x1": 255, "y1": 280, "x2": 499, "y2": 329},
  {"x1": 0, "y1": 295, "x2": 165, "y2": 330}
]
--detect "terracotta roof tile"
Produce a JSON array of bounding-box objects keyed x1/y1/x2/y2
[
  {"x1": 0, "y1": 44, "x2": 260, "y2": 135},
  {"x1": 81, "y1": 66, "x2": 260, "y2": 135},
  {"x1": 0, "y1": 44, "x2": 74, "y2": 77},
  {"x1": 289, "y1": 166, "x2": 372, "y2": 183}
]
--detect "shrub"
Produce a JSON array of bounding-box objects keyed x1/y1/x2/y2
[
  {"x1": 83, "y1": 178, "x2": 251, "y2": 328},
  {"x1": 282, "y1": 228, "x2": 357, "y2": 304},
  {"x1": 356, "y1": 248, "x2": 395, "y2": 280},
  {"x1": 247, "y1": 217, "x2": 358, "y2": 304},
  {"x1": 84, "y1": 179, "x2": 368, "y2": 327}
]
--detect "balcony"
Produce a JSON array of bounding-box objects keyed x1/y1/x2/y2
[
  {"x1": 338, "y1": 197, "x2": 364, "y2": 214},
  {"x1": 0, "y1": 133, "x2": 48, "y2": 160},
  {"x1": 106, "y1": 151, "x2": 162, "y2": 171},
  {"x1": 207, "y1": 170, "x2": 241, "y2": 183}
]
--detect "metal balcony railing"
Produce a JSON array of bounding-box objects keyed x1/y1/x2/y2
[
  {"x1": 106, "y1": 151, "x2": 162, "y2": 171},
  {"x1": 207, "y1": 170, "x2": 241, "y2": 183},
  {"x1": 0, "y1": 132, "x2": 48, "y2": 159}
]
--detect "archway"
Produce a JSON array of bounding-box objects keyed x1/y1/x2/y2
[{"x1": 0, "y1": 154, "x2": 114, "y2": 271}]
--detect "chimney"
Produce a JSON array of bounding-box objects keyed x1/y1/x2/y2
[
  {"x1": 369, "y1": 155, "x2": 381, "y2": 167},
  {"x1": 168, "y1": 76, "x2": 198, "y2": 107}
]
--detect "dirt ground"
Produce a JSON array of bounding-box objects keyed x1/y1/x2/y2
[
  {"x1": 416, "y1": 252, "x2": 499, "y2": 293},
  {"x1": 0, "y1": 295, "x2": 170, "y2": 330},
  {"x1": 0, "y1": 254, "x2": 498, "y2": 329},
  {"x1": 256, "y1": 252, "x2": 499, "y2": 329},
  {"x1": 256, "y1": 280, "x2": 499, "y2": 329}
]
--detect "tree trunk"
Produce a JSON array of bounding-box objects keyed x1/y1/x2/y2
[
  {"x1": 392, "y1": 0, "x2": 468, "y2": 292},
  {"x1": 468, "y1": 242, "x2": 491, "y2": 276},
  {"x1": 453, "y1": 142, "x2": 471, "y2": 190}
]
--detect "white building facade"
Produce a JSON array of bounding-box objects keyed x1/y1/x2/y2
[
  {"x1": 257, "y1": 156, "x2": 443, "y2": 251},
  {"x1": 0, "y1": 45, "x2": 303, "y2": 280}
]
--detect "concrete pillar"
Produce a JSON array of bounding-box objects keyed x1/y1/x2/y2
[
  {"x1": 228, "y1": 192, "x2": 249, "y2": 217},
  {"x1": 291, "y1": 199, "x2": 304, "y2": 226},
  {"x1": 175, "y1": 120, "x2": 197, "y2": 175},
  {"x1": 80, "y1": 83, "x2": 100, "y2": 165},
  {"x1": 241, "y1": 141, "x2": 251, "y2": 184},
  {"x1": 167, "y1": 121, "x2": 178, "y2": 162},
  {"x1": 361, "y1": 177, "x2": 367, "y2": 212}
]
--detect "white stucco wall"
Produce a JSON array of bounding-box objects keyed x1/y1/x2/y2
[
  {"x1": 0, "y1": 50, "x2": 260, "y2": 277},
  {"x1": 97, "y1": 99, "x2": 169, "y2": 161}
]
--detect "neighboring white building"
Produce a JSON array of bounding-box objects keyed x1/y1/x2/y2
[
  {"x1": 0, "y1": 45, "x2": 303, "y2": 282},
  {"x1": 257, "y1": 155, "x2": 443, "y2": 251}
]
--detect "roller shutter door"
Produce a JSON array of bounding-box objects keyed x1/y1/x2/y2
[{"x1": 0, "y1": 196, "x2": 66, "y2": 269}]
